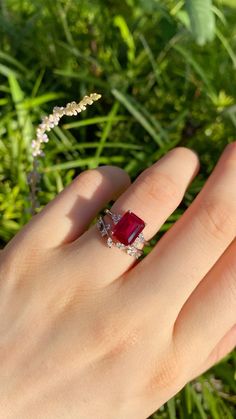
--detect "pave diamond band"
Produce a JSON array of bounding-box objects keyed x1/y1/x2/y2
[{"x1": 96, "y1": 209, "x2": 149, "y2": 259}]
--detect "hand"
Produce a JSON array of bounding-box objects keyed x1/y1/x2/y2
[{"x1": 0, "y1": 145, "x2": 235, "y2": 418}]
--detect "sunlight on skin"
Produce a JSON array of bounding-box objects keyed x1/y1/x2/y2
[{"x1": 0, "y1": 145, "x2": 235, "y2": 418}]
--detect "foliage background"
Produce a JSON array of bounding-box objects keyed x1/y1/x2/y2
[{"x1": 0, "y1": 0, "x2": 235, "y2": 417}]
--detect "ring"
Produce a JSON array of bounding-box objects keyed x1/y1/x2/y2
[{"x1": 96, "y1": 209, "x2": 149, "y2": 259}]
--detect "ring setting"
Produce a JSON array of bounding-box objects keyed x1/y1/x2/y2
[{"x1": 97, "y1": 209, "x2": 149, "y2": 259}]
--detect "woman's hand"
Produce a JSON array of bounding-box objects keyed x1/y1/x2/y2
[{"x1": 0, "y1": 145, "x2": 235, "y2": 419}]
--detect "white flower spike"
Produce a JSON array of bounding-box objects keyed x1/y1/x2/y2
[{"x1": 27, "y1": 93, "x2": 101, "y2": 214}]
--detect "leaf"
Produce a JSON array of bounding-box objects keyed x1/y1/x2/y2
[
  {"x1": 113, "y1": 15, "x2": 135, "y2": 63},
  {"x1": 201, "y1": 379, "x2": 221, "y2": 419},
  {"x1": 62, "y1": 115, "x2": 128, "y2": 129},
  {"x1": 173, "y1": 44, "x2": 215, "y2": 96},
  {"x1": 0, "y1": 51, "x2": 27, "y2": 73},
  {"x1": 215, "y1": 28, "x2": 236, "y2": 69},
  {"x1": 218, "y1": 0, "x2": 236, "y2": 7},
  {"x1": 185, "y1": 0, "x2": 215, "y2": 45},
  {"x1": 190, "y1": 386, "x2": 208, "y2": 419},
  {"x1": 0, "y1": 63, "x2": 20, "y2": 78},
  {"x1": 20, "y1": 92, "x2": 65, "y2": 110},
  {"x1": 54, "y1": 69, "x2": 107, "y2": 88},
  {"x1": 112, "y1": 88, "x2": 166, "y2": 147},
  {"x1": 185, "y1": 383, "x2": 193, "y2": 414},
  {"x1": 94, "y1": 101, "x2": 120, "y2": 165},
  {"x1": 167, "y1": 398, "x2": 177, "y2": 419},
  {"x1": 44, "y1": 156, "x2": 127, "y2": 172},
  {"x1": 8, "y1": 74, "x2": 34, "y2": 149},
  {"x1": 138, "y1": 0, "x2": 158, "y2": 13}
]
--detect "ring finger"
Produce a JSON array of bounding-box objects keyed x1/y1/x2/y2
[{"x1": 65, "y1": 147, "x2": 199, "y2": 286}]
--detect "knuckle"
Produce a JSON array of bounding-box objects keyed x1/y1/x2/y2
[
  {"x1": 92, "y1": 317, "x2": 119, "y2": 349},
  {"x1": 134, "y1": 171, "x2": 182, "y2": 206},
  {"x1": 91, "y1": 313, "x2": 141, "y2": 358},
  {"x1": 104, "y1": 328, "x2": 141, "y2": 359},
  {"x1": 197, "y1": 197, "x2": 235, "y2": 240},
  {"x1": 145, "y1": 349, "x2": 183, "y2": 394},
  {"x1": 0, "y1": 241, "x2": 42, "y2": 284}
]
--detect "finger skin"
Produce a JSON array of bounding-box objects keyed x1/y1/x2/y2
[
  {"x1": 124, "y1": 142, "x2": 236, "y2": 320},
  {"x1": 173, "y1": 237, "x2": 236, "y2": 371},
  {"x1": 4, "y1": 166, "x2": 130, "y2": 253},
  {"x1": 67, "y1": 147, "x2": 199, "y2": 286},
  {"x1": 0, "y1": 146, "x2": 234, "y2": 418},
  {"x1": 192, "y1": 324, "x2": 236, "y2": 379}
]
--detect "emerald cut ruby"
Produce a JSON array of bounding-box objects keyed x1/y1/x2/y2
[{"x1": 112, "y1": 211, "x2": 145, "y2": 245}]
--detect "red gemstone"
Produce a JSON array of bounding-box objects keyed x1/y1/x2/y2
[{"x1": 112, "y1": 211, "x2": 145, "y2": 245}]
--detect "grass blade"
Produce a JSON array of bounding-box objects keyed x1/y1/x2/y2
[
  {"x1": 173, "y1": 44, "x2": 215, "y2": 96},
  {"x1": 112, "y1": 88, "x2": 165, "y2": 147},
  {"x1": 167, "y1": 397, "x2": 177, "y2": 419},
  {"x1": 190, "y1": 386, "x2": 208, "y2": 419},
  {"x1": 63, "y1": 115, "x2": 128, "y2": 129},
  {"x1": 215, "y1": 28, "x2": 236, "y2": 69},
  {"x1": 44, "y1": 156, "x2": 127, "y2": 172},
  {"x1": 94, "y1": 101, "x2": 120, "y2": 165}
]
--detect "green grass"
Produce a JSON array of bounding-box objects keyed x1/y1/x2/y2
[{"x1": 0, "y1": 0, "x2": 235, "y2": 417}]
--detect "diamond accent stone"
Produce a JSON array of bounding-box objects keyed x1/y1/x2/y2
[
  {"x1": 127, "y1": 247, "x2": 136, "y2": 256},
  {"x1": 107, "y1": 237, "x2": 113, "y2": 247},
  {"x1": 115, "y1": 242, "x2": 125, "y2": 249},
  {"x1": 111, "y1": 214, "x2": 122, "y2": 224},
  {"x1": 138, "y1": 232, "x2": 145, "y2": 243}
]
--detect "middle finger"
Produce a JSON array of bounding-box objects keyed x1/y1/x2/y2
[{"x1": 123, "y1": 142, "x2": 236, "y2": 319}]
